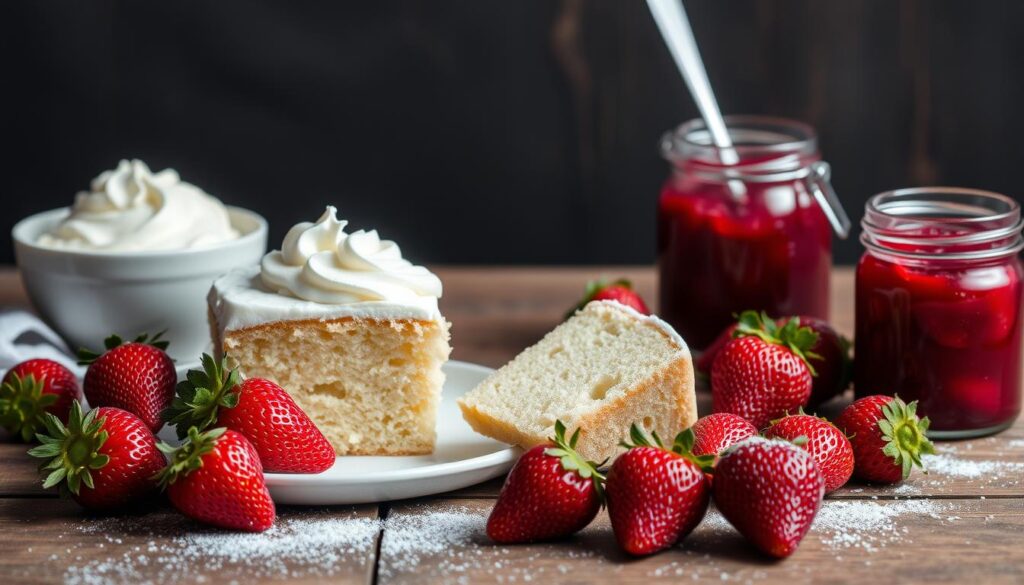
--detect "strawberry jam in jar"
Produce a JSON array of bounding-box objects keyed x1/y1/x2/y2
[
  {"x1": 658, "y1": 116, "x2": 848, "y2": 349},
  {"x1": 856, "y1": 188, "x2": 1024, "y2": 438}
]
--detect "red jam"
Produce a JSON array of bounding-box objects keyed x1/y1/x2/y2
[
  {"x1": 657, "y1": 118, "x2": 834, "y2": 349},
  {"x1": 855, "y1": 189, "x2": 1024, "y2": 437}
]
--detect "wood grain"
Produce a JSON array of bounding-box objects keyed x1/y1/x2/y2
[
  {"x1": 0, "y1": 265, "x2": 1022, "y2": 584},
  {"x1": 378, "y1": 497, "x2": 1024, "y2": 585},
  {"x1": 0, "y1": 499, "x2": 380, "y2": 585},
  {"x1": 440, "y1": 421, "x2": 1024, "y2": 501},
  {"x1": 0, "y1": 443, "x2": 52, "y2": 498}
]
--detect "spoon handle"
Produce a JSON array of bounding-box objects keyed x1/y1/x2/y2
[{"x1": 646, "y1": 0, "x2": 738, "y2": 165}]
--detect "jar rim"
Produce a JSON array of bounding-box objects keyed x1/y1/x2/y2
[
  {"x1": 861, "y1": 187, "x2": 1024, "y2": 261},
  {"x1": 662, "y1": 115, "x2": 818, "y2": 165}
]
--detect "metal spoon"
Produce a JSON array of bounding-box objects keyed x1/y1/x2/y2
[{"x1": 647, "y1": 0, "x2": 746, "y2": 200}]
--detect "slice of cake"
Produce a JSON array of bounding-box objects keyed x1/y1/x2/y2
[
  {"x1": 458, "y1": 300, "x2": 696, "y2": 462},
  {"x1": 208, "y1": 206, "x2": 451, "y2": 456}
]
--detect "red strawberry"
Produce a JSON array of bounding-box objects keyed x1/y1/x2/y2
[
  {"x1": 487, "y1": 421, "x2": 603, "y2": 543},
  {"x1": 79, "y1": 332, "x2": 176, "y2": 432},
  {"x1": 688, "y1": 413, "x2": 758, "y2": 460},
  {"x1": 605, "y1": 425, "x2": 713, "y2": 556},
  {"x1": 797, "y1": 318, "x2": 852, "y2": 408},
  {"x1": 699, "y1": 316, "x2": 851, "y2": 408},
  {"x1": 763, "y1": 413, "x2": 854, "y2": 493},
  {"x1": 711, "y1": 311, "x2": 818, "y2": 428},
  {"x1": 163, "y1": 354, "x2": 335, "y2": 474},
  {"x1": 28, "y1": 402, "x2": 165, "y2": 509},
  {"x1": 157, "y1": 427, "x2": 275, "y2": 532},
  {"x1": 835, "y1": 395, "x2": 934, "y2": 483},
  {"x1": 712, "y1": 437, "x2": 825, "y2": 558},
  {"x1": 1, "y1": 359, "x2": 81, "y2": 441},
  {"x1": 567, "y1": 278, "x2": 650, "y2": 318}
]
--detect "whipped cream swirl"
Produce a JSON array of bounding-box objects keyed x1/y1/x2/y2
[
  {"x1": 37, "y1": 159, "x2": 239, "y2": 251},
  {"x1": 260, "y1": 206, "x2": 442, "y2": 304}
]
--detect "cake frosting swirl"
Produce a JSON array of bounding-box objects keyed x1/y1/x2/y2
[
  {"x1": 37, "y1": 159, "x2": 239, "y2": 251},
  {"x1": 210, "y1": 206, "x2": 443, "y2": 332},
  {"x1": 261, "y1": 206, "x2": 442, "y2": 304}
]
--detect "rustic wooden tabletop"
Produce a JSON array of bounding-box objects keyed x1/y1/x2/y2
[{"x1": 0, "y1": 266, "x2": 1021, "y2": 585}]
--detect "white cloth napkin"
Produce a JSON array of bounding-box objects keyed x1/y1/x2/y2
[{"x1": 0, "y1": 310, "x2": 86, "y2": 377}]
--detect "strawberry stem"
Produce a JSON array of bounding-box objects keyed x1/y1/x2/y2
[
  {"x1": 77, "y1": 331, "x2": 171, "y2": 365},
  {"x1": 0, "y1": 373, "x2": 60, "y2": 442},
  {"x1": 154, "y1": 426, "x2": 227, "y2": 488},
  {"x1": 877, "y1": 395, "x2": 935, "y2": 479},
  {"x1": 162, "y1": 354, "x2": 242, "y2": 440},
  {"x1": 27, "y1": 402, "x2": 110, "y2": 495},
  {"x1": 621, "y1": 423, "x2": 716, "y2": 473},
  {"x1": 544, "y1": 420, "x2": 606, "y2": 498},
  {"x1": 733, "y1": 311, "x2": 821, "y2": 376}
]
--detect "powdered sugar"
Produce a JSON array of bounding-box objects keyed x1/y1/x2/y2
[
  {"x1": 380, "y1": 506, "x2": 489, "y2": 576},
  {"x1": 37, "y1": 497, "x2": 972, "y2": 584},
  {"x1": 891, "y1": 483, "x2": 919, "y2": 495},
  {"x1": 377, "y1": 504, "x2": 611, "y2": 584},
  {"x1": 58, "y1": 510, "x2": 381, "y2": 585},
  {"x1": 20, "y1": 446, "x2": 1012, "y2": 585},
  {"x1": 922, "y1": 452, "x2": 1024, "y2": 479},
  {"x1": 699, "y1": 499, "x2": 951, "y2": 554},
  {"x1": 811, "y1": 499, "x2": 948, "y2": 553}
]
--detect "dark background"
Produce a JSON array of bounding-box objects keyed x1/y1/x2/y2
[{"x1": 2, "y1": 1, "x2": 1022, "y2": 265}]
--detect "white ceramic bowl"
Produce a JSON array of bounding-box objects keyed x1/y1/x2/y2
[{"x1": 12, "y1": 206, "x2": 267, "y2": 363}]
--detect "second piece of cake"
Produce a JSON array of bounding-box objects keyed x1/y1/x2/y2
[{"x1": 458, "y1": 300, "x2": 696, "y2": 462}]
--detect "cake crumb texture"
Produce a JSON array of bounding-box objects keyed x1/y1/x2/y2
[{"x1": 221, "y1": 317, "x2": 451, "y2": 456}]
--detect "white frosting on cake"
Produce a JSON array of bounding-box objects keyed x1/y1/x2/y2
[
  {"x1": 261, "y1": 206, "x2": 442, "y2": 304},
  {"x1": 210, "y1": 207, "x2": 443, "y2": 332},
  {"x1": 210, "y1": 267, "x2": 442, "y2": 331}
]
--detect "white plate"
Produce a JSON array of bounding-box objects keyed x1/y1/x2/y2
[{"x1": 263, "y1": 360, "x2": 518, "y2": 505}]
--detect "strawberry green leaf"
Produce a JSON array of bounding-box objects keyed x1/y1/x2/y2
[
  {"x1": 733, "y1": 311, "x2": 821, "y2": 376},
  {"x1": 0, "y1": 373, "x2": 64, "y2": 442},
  {"x1": 624, "y1": 424, "x2": 714, "y2": 471},
  {"x1": 734, "y1": 310, "x2": 775, "y2": 343},
  {"x1": 875, "y1": 395, "x2": 936, "y2": 480},
  {"x1": 43, "y1": 467, "x2": 67, "y2": 489},
  {"x1": 622, "y1": 422, "x2": 657, "y2": 449},
  {"x1": 28, "y1": 402, "x2": 110, "y2": 496},
  {"x1": 670, "y1": 427, "x2": 716, "y2": 471},
  {"x1": 154, "y1": 426, "x2": 227, "y2": 488},
  {"x1": 673, "y1": 428, "x2": 696, "y2": 454},
  {"x1": 162, "y1": 354, "x2": 243, "y2": 440},
  {"x1": 90, "y1": 454, "x2": 110, "y2": 469},
  {"x1": 544, "y1": 420, "x2": 606, "y2": 499},
  {"x1": 78, "y1": 331, "x2": 171, "y2": 365},
  {"x1": 27, "y1": 442, "x2": 60, "y2": 458}
]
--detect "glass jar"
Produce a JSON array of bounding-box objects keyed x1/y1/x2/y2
[
  {"x1": 657, "y1": 116, "x2": 848, "y2": 349},
  {"x1": 856, "y1": 188, "x2": 1024, "y2": 438}
]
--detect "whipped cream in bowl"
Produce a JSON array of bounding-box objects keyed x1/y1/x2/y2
[
  {"x1": 211, "y1": 206, "x2": 443, "y2": 333},
  {"x1": 12, "y1": 160, "x2": 268, "y2": 363},
  {"x1": 37, "y1": 159, "x2": 239, "y2": 252}
]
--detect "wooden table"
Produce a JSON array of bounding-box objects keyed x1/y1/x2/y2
[{"x1": 0, "y1": 267, "x2": 1021, "y2": 584}]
